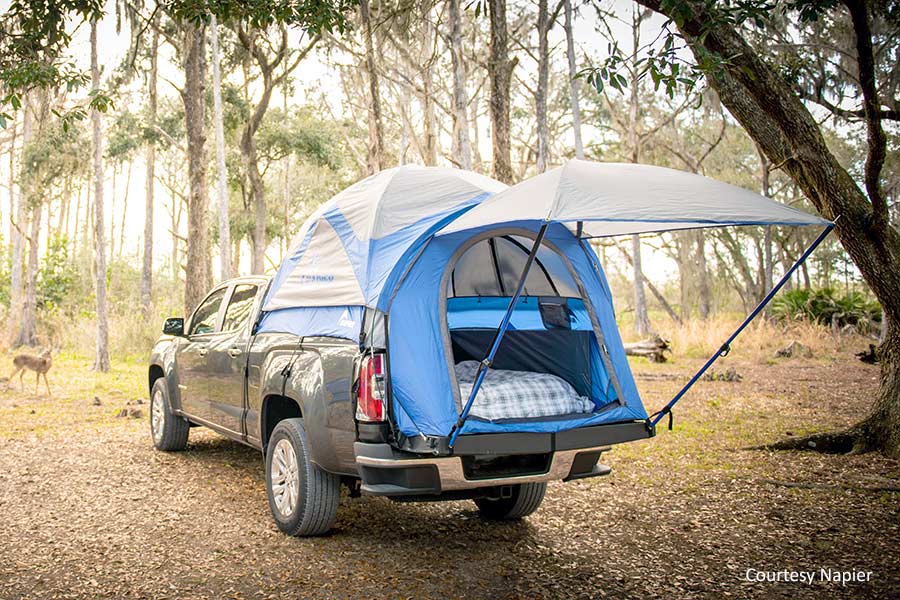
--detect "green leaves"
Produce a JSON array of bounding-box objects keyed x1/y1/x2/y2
[
  {"x1": 584, "y1": 29, "x2": 702, "y2": 99},
  {"x1": 162, "y1": 0, "x2": 355, "y2": 35}
]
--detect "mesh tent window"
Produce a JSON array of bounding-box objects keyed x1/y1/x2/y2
[{"x1": 449, "y1": 235, "x2": 580, "y2": 298}]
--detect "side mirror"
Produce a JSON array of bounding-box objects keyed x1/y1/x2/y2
[{"x1": 163, "y1": 317, "x2": 185, "y2": 336}]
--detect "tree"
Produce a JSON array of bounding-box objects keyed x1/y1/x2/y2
[
  {"x1": 488, "y1": 0, "x2": 515, "y2": 183},
  {"x1": 0, "y1": 0, "x2": 106, "y2": 127},
  {"x1": 234, "y1": 23, "x2": 318, "y2": 274},
  {"x1": 629, "y1": 0, "x2": 900, "y2": 455},
  {"x1": 8, "y1": 101, "x2": 29, "y2": 344},
  {"x1": 90, "y1": 20, "x2": 110, "y2": 372},
  {"x1": 563, "y1": 0, "x2": 584, "y2": 159},
  {"x1": 180, "y1": 22, "x2": 213, "y2": 316},
  {"x1": 141, "y1": 16, "x2": 159, "y2": 316},
  {"x1": 535, "y1": 0, "x2": 550, "y2": 172},
  {"x1": 448, "y1": 0, "x2": 473, "y2": 170},
  {"x1": 360, "y1": 0, "x2": 385, "y2": 174},
  {"x1": 211, "y1": 14, "x2": 232, "y2": 281}
]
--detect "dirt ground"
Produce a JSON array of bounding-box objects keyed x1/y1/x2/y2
[{"x1": 0, "y1": 353, "x2": 898, "y2": 599}]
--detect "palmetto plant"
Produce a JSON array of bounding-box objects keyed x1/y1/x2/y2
[{"x1": 771, "y1": 288, "x2": 882, "y2": 333}]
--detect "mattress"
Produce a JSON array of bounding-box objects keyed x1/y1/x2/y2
[{"x1": 454, "y1": 360, "x2": 595, "y2": 421}]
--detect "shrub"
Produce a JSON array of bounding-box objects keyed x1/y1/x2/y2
[{"x1": 771, "y1": 288, "x2": 881, "y2": 332}]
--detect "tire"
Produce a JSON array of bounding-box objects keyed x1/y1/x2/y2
[
  {"x1": 150, "y1": 378, "x2": 190, "y2": 451},
  {"x1": 265, "y1": 418, "x2": 340, "y2": 537},
  {"x1": 474, "y1": 482, "x2": 547, "y2": 520}
]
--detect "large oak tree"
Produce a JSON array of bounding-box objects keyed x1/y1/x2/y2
[{"x1": 628, "y1": 0, "x2": 900, "y2": 456}]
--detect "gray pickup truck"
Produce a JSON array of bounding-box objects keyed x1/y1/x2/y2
[{"x1": 148, "y1": 274, "x2": 649, "y2": 537}]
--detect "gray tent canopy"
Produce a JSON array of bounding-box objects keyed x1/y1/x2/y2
[{"x1": 437, "y1": 159, "x2": 833, "y2": 445}]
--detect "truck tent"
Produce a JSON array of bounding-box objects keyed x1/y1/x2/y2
[
  {"x1": 258, "y1": 160, "x2": 831, "y2": 445},
  {"x1": 259, "y1": 165, "x2": 506, "y2": 339}
]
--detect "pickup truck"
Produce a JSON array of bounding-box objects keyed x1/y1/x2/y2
[{"x1": 149, "y1": 275, "x2": 644, "y2": 537}]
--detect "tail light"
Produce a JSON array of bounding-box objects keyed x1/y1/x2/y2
[{"x1": 356, "y1": 353, "x2": 386, "y2": 422}]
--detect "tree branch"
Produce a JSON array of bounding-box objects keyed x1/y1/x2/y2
[{"x1": 844, "y1": 0, "x2": 889, "y2": 234}]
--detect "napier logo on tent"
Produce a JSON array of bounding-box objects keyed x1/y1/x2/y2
[
  {"x1": 298, "y1": 250, "x2": 335, "y2": 285},
  {"x1": 338, "y1": 309, "x2": 355, "y2": 328}
]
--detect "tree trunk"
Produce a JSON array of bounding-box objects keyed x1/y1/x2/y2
[
  {"x1": 180, "y1": 23, "x2": 212, "y2": 316},
  {"x1": 448, "y1": 0, "x2": 472, "y2": 170},
  {"x1": 211, "y1": 15, "x2": 232, "y2": 282},
  {"x1": 757, "y1": 148, "x2": 775, "y2": 305},
  {"x1": 637, "y1": 0, "x2": 900, "y2": 456},
  {"x1": 9, "y1": 100, "x2": 29, "y2": 341},
  {"x1": 57, "y1": 175, "x2": 69, "y2": 238},
  {"x1": 675, "y1": 232, "x2": 692, "y2": 319},
  {"x1": 90, "y1": 20, "x2": 110, "y2": 371},
  {"x1": 420, "y1": 0, "x2": 438, "y2": 166},
  {"x1": 631, "y1": 233, "x2": 651, "y2": 336},
  {"x1": 627, "y1": 8, "x2": 651, "y2": 336},
  {"x1": 488, "y1": 0, "x2": 514, "y2": 183},
  {"x1": 281, "y1": 76, "x2": 290, "y2": 261},
  {"x1": 470, "y1": 84, "x2": 484, "y2": 171},
  {"x1": 141, "y1": 20, "x2": 158, "y2": 317},
  {"x1": 109, "y1": 164, "x2": 116, "y2": 263},
  {"x1": 563, "y1": 0, "x2": 584, "y2": 159},
  {"x1": 243, "y1": 130, "x2": 267, "y2": 274},
  {"x1": 694, "y1": 230, "x2": 711, "y2": 318},
  {"x1": 14, "y1": 202, "x2": 40, "y2": 347},
  {"x1": 360, "y1": 0, "x2": 384, "y2": 175},
  {"x1": 535, "y1": 0, "x2": 550, "y2": 173},
  {"x1": 7, "y1": 117, "x2": 16, "y2": 275},
  {"x1": 117, "y1": 162, "x2": 131, "y2": 259},
  {"x1": 620, "y1": 241, "x2": 682, "y2": 325}
]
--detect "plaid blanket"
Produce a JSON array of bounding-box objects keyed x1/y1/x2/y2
[{"x1": 455, "y1": 360, "x2": 595, "y2": 421}]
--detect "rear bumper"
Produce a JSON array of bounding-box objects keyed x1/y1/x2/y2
[{"x1": 355, "y1": 420, "x2": 652, "y2": 496}]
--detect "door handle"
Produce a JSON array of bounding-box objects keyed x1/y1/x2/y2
[
  {"x1": 228, "y1": 347, "x2": 243, "y2": 358},
  {"x1": 198, "y1": 348, "x2": 208, "y2": 357}
]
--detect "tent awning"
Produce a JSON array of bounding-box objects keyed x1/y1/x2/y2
[{"x1": 438, "y1": 159, "x2": 831, "y2": 237}]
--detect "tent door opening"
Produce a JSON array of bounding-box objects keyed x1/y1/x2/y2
[{"x1": 443, "y1": 229, "x2": 620, "y2": 435}]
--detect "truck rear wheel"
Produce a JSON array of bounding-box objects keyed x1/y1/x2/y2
[
  {"x1": 265, "y1": 418, "x2": 340, "y2": 536},
  {"x1": 474, "y1": 482, "x2": 547, "y2": 520},
  {"x1": 150, "y1": 379, "x2": 189, "y2": 451}
]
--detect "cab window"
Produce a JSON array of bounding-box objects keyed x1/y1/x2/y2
[
  {"x1": 222, "y1": 284, "x2": 259, "y2": 332},
  {"x1": 189, "y1": 288, "x2": 227, "y2": 336}
]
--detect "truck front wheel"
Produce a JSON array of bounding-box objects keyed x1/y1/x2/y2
[
  {"x1": 474, "y1": 482, "x2": 547, "y2": 520},
  {"x1": 265, "y1": 418, "x2": 340, "y2": 536},
  {"x1": 150, "y1": 379, "x2": 189, "y2": 451}
]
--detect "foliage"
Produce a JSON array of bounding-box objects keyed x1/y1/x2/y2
[
  {"x1": 584, "y1": 0, "x2": 899, "y2": 105},
  {"x1": 19, "y1": 120, "x2": 90, "y2": 205},
  {"x1": 37, "y1": 235, "x2": 78, "y2": 312},
  {"x1": 771, "y1": 288, "x2": 882, "y2": 331},
  {"x1": 0, "y1": 0, "x2": 107, "y2": 129},
  {"x1": 106, "y1": 110, "x2": 144, "y2": 163},
  {"x1": 163, "y1": 0, "x2": 356, "y2": 33},
  {"x1": 257, "y1": 107, "x2": 342, "y2": 170}
]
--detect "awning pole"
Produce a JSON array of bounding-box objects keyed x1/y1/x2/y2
[
  {"x1": 448, "y1": 222, "x2": 550, "y2": 448},
  {"x1": 648, "y1": 224, "x2": 834, "y2": 430}
]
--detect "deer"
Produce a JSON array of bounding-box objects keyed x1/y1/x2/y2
[{"x1": 7, "y1": 348, "x2": 53, "y2": 396}]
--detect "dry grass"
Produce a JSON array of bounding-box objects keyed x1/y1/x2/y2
[
  {"x1": 0, "y1": 351, "x2": 147, "y2": 441},
  {"x1": 620, "y1": 313, "x2": 869, "y2": 362}
]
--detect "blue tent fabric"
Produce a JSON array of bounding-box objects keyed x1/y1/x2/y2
[{"x1": 386, "y1": 221, "x2": 648, "y2": 437}]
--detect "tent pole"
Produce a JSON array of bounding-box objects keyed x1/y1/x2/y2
[
  {"x1": 648, "y1": 224, "x2": 834, "y2": 430},
  {"x1": 448, "y1": 222, "x2": 550, "y2": 447}
]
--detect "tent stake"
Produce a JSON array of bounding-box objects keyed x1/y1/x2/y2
[
  {"x1": 648, "y1": 224, "x2": 834, "y2": 430},
  {"x1": 448, "y1": 222, "x2": 550, "y2": 448}
]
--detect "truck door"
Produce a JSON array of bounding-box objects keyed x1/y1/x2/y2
[
  {"x1": 178, "y1": 287, "x2": 228, "y2": 421},
  {"x1": 206, "y1": 282, "x2": 262, "y2": 437}
]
